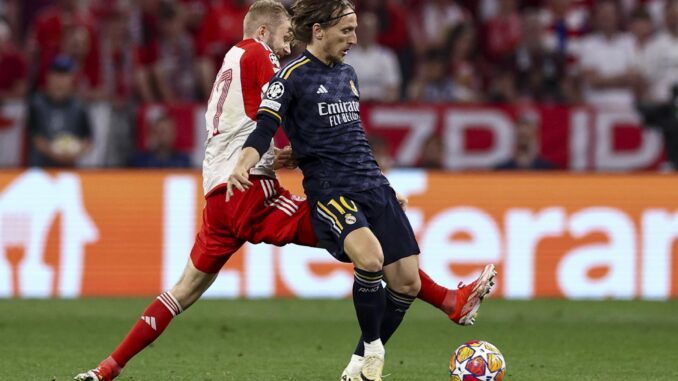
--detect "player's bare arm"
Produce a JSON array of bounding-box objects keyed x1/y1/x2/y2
[
  {"x1": 226, "y1": 147, "x2": 260, "y2": 201},
  {"x1": 235, "y1": 79, "x2": 283, "y2": 199}
]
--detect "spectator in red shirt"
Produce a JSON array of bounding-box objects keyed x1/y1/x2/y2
[
  {"x1": 359, "y1": 0, "x2": 413, "y2": 96},
  {"x1": 444, "y1": 23, "x2": 483, "y2": 102},
  {"x1": 0, "y1": 17, "x2": 27, "y2": 102},
  {"x1": 29, "y1": 0, "x2": 99, "y2": 91},
  {"x1": 135, "y1": 1, "x2": 201, "y2": 102},
  {"x1": 196, "y1": 0, "x2": 250, "y2": 100},
  {"x1": 60, "y1": 25, "x2": 104, "y2": 100},
  {"x1": 177, "y1": 0, "x2": 211, "y2": 37},
  {"x1": 360, "y1": 0, "x2": 410, "y2": 52},
  {"x1": 483, "y1": 0, "x2": 523, "y2": 63},
  {"x1": 92, "y1": 1, "x2": 138, "y2": 104}
]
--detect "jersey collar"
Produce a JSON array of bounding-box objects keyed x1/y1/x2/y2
[
  {"x1": 253, "y1": 38, "x2": 274, "y2": 52},
  {"x1": 303, "y1": 49, "x2": 337, "y2": 69}
]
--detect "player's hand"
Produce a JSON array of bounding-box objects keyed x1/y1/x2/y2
[
  {"x1": 395, "y1": 191, "x2": 408, "y2": 211},
  {"x1": 226, "y1": 167, "x2": 253, "y2": 202},
  {"x1": 273, "y1": 145, "x2": 298, "y2": 170}
]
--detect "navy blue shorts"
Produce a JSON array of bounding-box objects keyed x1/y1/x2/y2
[{"x1": 309, "y1": 185, "x2": 420, "y2": 265}]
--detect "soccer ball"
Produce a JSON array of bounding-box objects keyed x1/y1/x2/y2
[{"x1": 449, "y1": 340, "x2": 506, "y2": 381}]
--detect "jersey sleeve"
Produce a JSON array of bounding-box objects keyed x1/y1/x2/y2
[
  {"x1": 256, "y1": 75, "x2": 294, "y2": 125},
  {"x1": 242, "y1": 46, "x2": 277, "y2": 91},
  {"x1": 244, "y1": 75, "x2": 295, "y2": 157},
  {"x1": 241, "y1": 46, "x2": 277, "y2": 119}
]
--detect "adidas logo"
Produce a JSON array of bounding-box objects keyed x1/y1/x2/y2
[
  {"x1": 141, "y1": 316, "x2": 157, "y2": 331},
  {"x1": 316, "y1": 85, "x2": 328, "y2": 94}
]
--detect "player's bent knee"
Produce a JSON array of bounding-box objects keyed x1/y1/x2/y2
[
  {"x1": 390, "y1": 277, "x2": 420, "y2": 297},
  {"x1": 354, "y1": 254, "x2": 384, "y2": 272}
]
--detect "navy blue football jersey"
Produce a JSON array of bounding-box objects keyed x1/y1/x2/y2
[{"x1": 256, "y1": 50, "x2": 389, "y2": 200}]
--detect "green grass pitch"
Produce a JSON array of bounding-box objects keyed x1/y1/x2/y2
[{"x1": 1, "y1": 298, "x2": 677, "y2": 380}]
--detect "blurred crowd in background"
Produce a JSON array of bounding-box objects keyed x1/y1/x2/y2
[{"x1": 0, "y1": 0, "x2": 677, "y2": 170}]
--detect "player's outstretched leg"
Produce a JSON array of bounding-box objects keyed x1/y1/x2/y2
[
  {"x1": 450, "y1": 264, "x2": 496, "y2": 325},
  {"x1": 73, "y1": 260, "x2": 217, "y2": 381},
  {"x1": 417, "y1": 265, "x2": 497, "y2": 325},
  {"x1": 73, "y1": 290, "x2": 184, "y2": 381},
  {"x1": 417, "y1": 268, "x2": 454, "y2": 314}
]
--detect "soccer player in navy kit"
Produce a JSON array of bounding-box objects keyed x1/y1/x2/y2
[
  {"x1": 71, "y1": 2, "x2": 493, "y2": 381},
  {"x1": 227, "y1": 1, "x2": 495, "y2": 380}
]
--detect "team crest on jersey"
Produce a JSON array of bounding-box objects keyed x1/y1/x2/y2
[
  {"x1": 269, "y1": 53, "x2": 281, "y2": 71},
  {"x1": 267, "y1": 81, "x2": 285, "y2": 99},
  {"x1": 350, "y1": 80, "x2": 359, "y2": 97},
  {"x1": 344, "y1": 213, "x2": 357, "y2": 225}
]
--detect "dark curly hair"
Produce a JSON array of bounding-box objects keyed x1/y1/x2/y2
[{"x1": 291, "y1": 0, "x2": 356, "y2": 44}]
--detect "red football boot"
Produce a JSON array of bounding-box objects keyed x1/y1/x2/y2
[
  {"x1": 447, "y1": 264, "x2": 497, "y2": 325},
  {"x1": 73, "y1": 357, "x2": 121, "y2": 381}
]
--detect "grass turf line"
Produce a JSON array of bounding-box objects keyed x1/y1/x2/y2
[{"x1": 1, "y1": 299, "x2": 676, "y2": 380}]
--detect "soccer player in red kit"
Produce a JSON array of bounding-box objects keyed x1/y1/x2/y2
[{"x1": 74, "y1": 1, "x2": 494, "y2": 380}]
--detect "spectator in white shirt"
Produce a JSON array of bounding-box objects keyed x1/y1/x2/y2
[
  {"x1": 345, "y1": 12, "x2": 401, "y2": 102},
  {"x1": 637, "y1": 0, "x2": 678, "y2": 169},
  {"x1": 639, "y1": 0, "x2": 678, "y2": 104},
  {"x1": 629, "y1": 6, "x2": 656, "y2": 55},
  {"x1": 409, "y1": 0, "x2": 468, "y2": 53},
  {"x1": 578, "y1": 0, "x2": 642, "y2": 109}
]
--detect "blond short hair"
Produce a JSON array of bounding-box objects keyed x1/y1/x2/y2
[{"x1": 243, "y1": 0, "x2": 290, "y2": 37}]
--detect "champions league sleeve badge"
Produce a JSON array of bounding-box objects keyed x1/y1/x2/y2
[{"x1": 266, "y1": 81, "x2": 285, "y2": 100}]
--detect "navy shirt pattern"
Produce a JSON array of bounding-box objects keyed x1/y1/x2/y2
[{"x1": 257, "y1": 51, "x2": 389, "y2": 200}]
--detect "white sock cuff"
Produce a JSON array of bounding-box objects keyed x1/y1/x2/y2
[
  {"x1": 364, "y1": 338, "x2": 385, "y2": 357},
  {"x1": 157, "y1": 291, "x2": 183, "y2": 316}
]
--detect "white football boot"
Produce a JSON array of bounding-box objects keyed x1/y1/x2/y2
[
  {"x1": 73, "y1": 369, "x2": 105, "y2": 381},
  {"x1": 359, "y1": 354, "x2": 384, "y2": 381},
  {"x1": 340, "y1": 354, "x2": 363, "y2": 381}
]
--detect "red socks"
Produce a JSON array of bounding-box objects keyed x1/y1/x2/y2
[
  {"x1": 418, "y1": 269, "x2": 456, "y2": 314},
  {"x1": 102, "y1": 275, "x2": 452, "y2": 377},
  {"x1": 110, "y1": 291, "x2": 183, "y2": 368}
]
